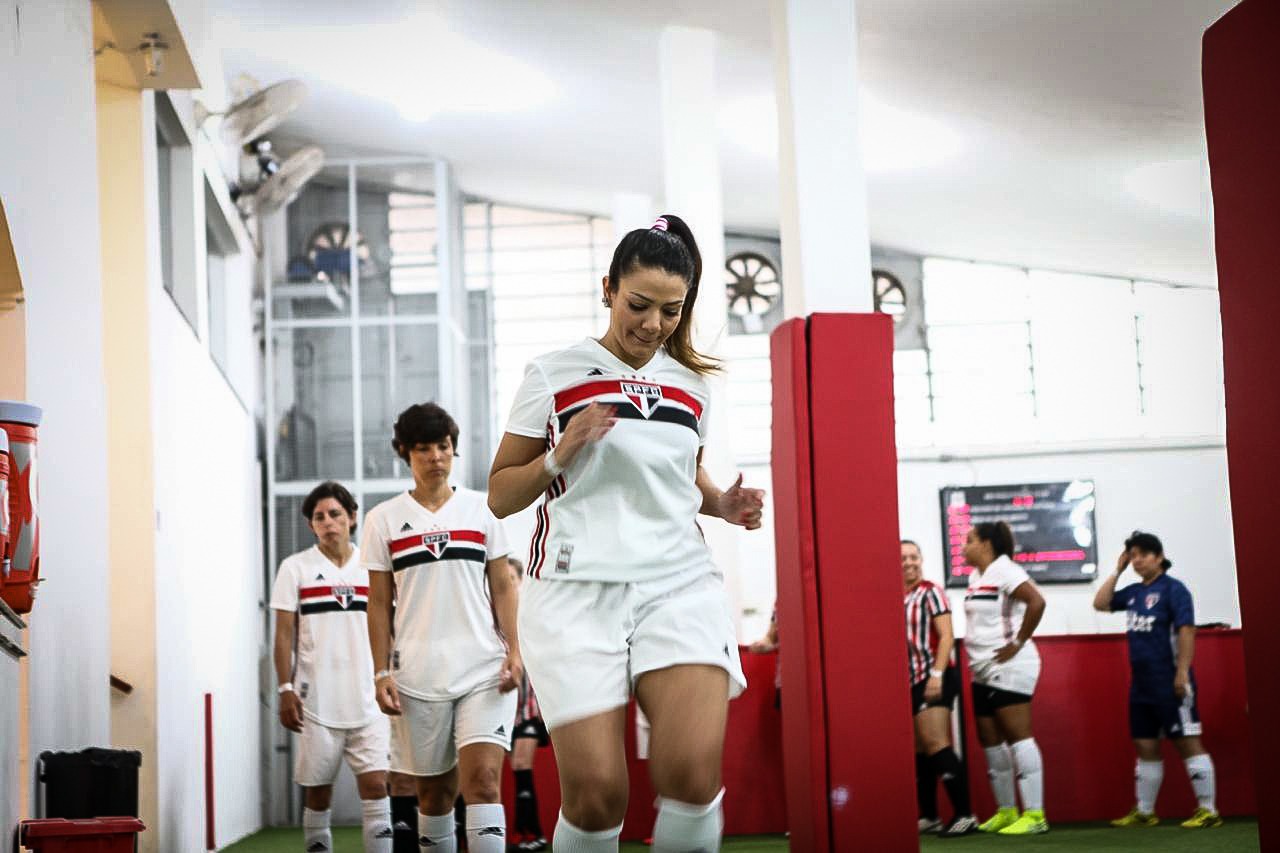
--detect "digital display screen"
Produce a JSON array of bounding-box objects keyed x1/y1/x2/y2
[{"x1": 940, "y1": 480, "x2": 1098, "y2": 587}]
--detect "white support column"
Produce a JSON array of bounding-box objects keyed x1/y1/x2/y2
[
  {"x1": 658, "y1": 26, "x2": 744, "y2": 634},
  {"x1": 772, "y1": 0, "x2": 873, "y2": 315}
]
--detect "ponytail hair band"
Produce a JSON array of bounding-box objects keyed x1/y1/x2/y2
[{"x1": 650, "y1": 216, "x2": 669, "y2": 232}]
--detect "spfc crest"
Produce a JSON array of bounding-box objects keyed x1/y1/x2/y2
[
  {"x1": 332, "y1": 584, "x2": 355, "y2": 609},
  {"x1": 422, "y1": 531, "x2": 451, "y2": 558},
  {"x1": 1144, "y1": 592, "x2": 1161, "y2": 609},
  {"x1": 620, "y1": 381, "x2": 662, "y2": 418}
]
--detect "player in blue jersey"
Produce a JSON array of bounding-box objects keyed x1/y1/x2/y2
[{"x1": 1093, "y1": 531, "x2": 1222, "y2": 829}]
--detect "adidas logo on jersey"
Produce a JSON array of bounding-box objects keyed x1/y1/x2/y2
[
  {"x1": 400, "y1": 522, "x2": 413, "y2": 532},
  {"x1": 587, "y1": 367, "x2": 605, "y2": 376},
  {"x1": 314, "y1": 573, "x2": 324, "y2": 580}
]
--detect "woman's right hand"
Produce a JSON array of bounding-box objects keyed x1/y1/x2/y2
[
  {"x1": 1115, "y1": 550, "x2": 1131, "y2": 575},
  {"x1": 375, "y1": 675, "x2": 402, "y2": 716},
  {"x1": 552, "y1": 403, "x2": 617, "y2": 470},
  {"x1": 278, "y1": 691, "x2": 304, "y2": 733}
]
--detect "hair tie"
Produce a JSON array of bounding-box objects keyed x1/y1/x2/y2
[{"x1": 650, "y1": 217, "x2": 669, "y2": 232}]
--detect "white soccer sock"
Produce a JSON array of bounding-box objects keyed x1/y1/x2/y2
[
  {"x1": 303, "y1": 807, "x2": 332, "y2": 852},
  {"x1": 552, "y1": 811, "x2": 622, "y2": 852},
  {"x1": 1185, "y1": 754, "x2": 1217, "y2": 813},
  {"x1": 360, "y1": 797, "x2": 393, "y2": 853},
  {"x1": 652, "y1": 789, "x2": 724, "y2": 853},
  {"x1": 1135, "y1": 759, "x2": 1164, "y2": 814},
  {"x1": 418, "y1": 811, "x2": 457, "y2": 852},
  {"x1": 465, "y1": 803, "x2": 505, "y2": 853},
  {"x1": 1010, "y1": 738, "x2": 1044, "y2": 812},
  {"x1": 983, "y1": 745, "x2": 1017, "y2": 810}
]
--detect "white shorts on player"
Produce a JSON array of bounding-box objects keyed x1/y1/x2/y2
[
  {"x1": 520, "y1": 569, "x2": 746, "y2": 730},
  {"x1": 390, "y1": 684, "x2": 518, "y2": 776},
  {"x1": 295, "y1": 716, "x2": 391, "y2": 787}
]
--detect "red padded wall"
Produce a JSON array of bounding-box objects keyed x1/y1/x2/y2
[{"x1": 1203, "y1": 3, "x2": 1280, "y2": 849}]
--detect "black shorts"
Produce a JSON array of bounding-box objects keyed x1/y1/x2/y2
[
  {"x1": 910, "y1": 668, "x2": 960, "y2": 716},
  {"x1": 1130, "y1": 693, "x2": 1202, "y2": 740},
  {"x1": 513, "y1": 716, "x2": 550, "y2": 747},
  {"x1": 971, "y1": 681, "x2": 1032, "y2": 717}
]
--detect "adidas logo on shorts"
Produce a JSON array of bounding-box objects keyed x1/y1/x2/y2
[
  {"x1": 495, "y1": 724, "x2": 506, "y2": 736},
  {"x1": 477, "y1": 826, "x2": 504, "y2": 836},
  {"x1": 374, "y1": 827, "x2": 394, "y2": 838}
]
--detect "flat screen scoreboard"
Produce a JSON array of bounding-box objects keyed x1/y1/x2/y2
[{"x1": 941, "y1": 480, "x2": 1098, "y2": 588}]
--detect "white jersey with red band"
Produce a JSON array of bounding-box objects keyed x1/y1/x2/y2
[
  {"x1": 963, "y1": 554, "x2": 1041, "y2": 684},
  {"x1": 504, "y1": 338, "x2": 713, "y2": 583},
  {"x1": 361, "y1": 488, "x2": 511, "y2": 701},
  {"x1": 269, "y1": 545, "x2": 381, "y2": 728}
]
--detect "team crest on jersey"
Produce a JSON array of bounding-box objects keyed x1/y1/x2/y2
[
  {"x1": 421, "y1": 530, "x2": 451, "y2": 558},
  {"x1": 620, "y1": 381, "x2": 663, "y2": 417},
  {"x1": 1145, "y1": 592, "x2": 1161, "y2": 609},
  {"x1": 332, "y1": 584, "x2": 355, "y2": 609}
]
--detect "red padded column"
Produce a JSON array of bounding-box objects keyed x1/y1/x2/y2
[
  {"x1": 770, "y1": 314, "x2": 917, "y2": 851},
  {"x1": 1204, "y1": 3, "x2": 1280, "y2": 849}
]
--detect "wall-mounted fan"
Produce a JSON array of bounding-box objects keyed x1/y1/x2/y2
[
  {"x1": 196, "y1": 79, "x2": 308, "y2": 147},
  {"x1": 234, "y1": 145, "x2": 325, "y2": 217},
  {"x1": 725, "y1": 251, "x2": 781, "y2": 334},
  {"x1": 872, "y1": 268, "x2": 908, "y2": 322},
  {"x1": 306, "y1": 222, "x2": 370, "y2": 282}
]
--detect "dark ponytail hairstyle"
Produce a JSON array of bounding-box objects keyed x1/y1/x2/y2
[
  {"x1": 606, "y1": 213, "x2": 720, "y2": 375},
  {"x1": 972, "y1": 521, "x2": 1016, "y2": 559},
  {"x1": 1125, "y1": 530, "x2": 1172, "y2": 571}
]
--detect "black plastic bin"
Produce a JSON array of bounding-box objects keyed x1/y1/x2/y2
[{"x1": 38, "y1": 749, "x2": 142, "y2": 821}]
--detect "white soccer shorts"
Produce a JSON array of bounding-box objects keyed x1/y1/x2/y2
[
  {"x1": 294, "y1": 716, "x2": 391, "y2": 786},
  {"x1": 518, "y1": 569, "x2": 747, "y2": 730},
  {"x1": 389, "y1": 684, "x2": 518, "y2": 777}
]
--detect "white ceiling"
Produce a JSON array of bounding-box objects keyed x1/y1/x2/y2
[{"x1": 213, "y1": 0, "x2": 1234, "y2": 286}]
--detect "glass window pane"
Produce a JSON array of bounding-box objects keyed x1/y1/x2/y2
[
  {"x1": 1135, "y1": 283, "x2": 1225, "y2": 437},
  {"x1": 274, "y1": 496, "x2": 316, "y2": 567},
  {"x1": 360, "y1": 324, "x2": 441, "y2": 480},
  {"x1": 272, "y1": 327, "x2": 354, "y2": 481}
]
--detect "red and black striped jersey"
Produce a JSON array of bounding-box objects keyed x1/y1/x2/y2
[
  {"x1": 504, "y1": 338, "x2": 713, "y2": 583},
  {"x1": 270, "y1": 545, "x2": 380, "y2": 728},
  {"x1": 361, "y1": 489, "x2": 511, "y2": 701},
  {"x1": 904, "y1": 580, "x2": 952, "y2": 685}
]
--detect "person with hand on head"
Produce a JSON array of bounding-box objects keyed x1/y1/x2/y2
[
  {"x1": 364, "y1": 403, "x2": 521, "y2": 853},
  {"x1": 488, "y1": 214, "x2": 764, "y2": 853},
  {"x1": 270, "y1": 481, "x2": 392, "y2": 853},
  {"x1": 1094, "y1": 531, "x2": 1222, "y2": 830},
  {"x1": 902, "y1": 540, "x2": 976, "y2": 838},
  {"x1": 962, "y1": 521, "x2": 1050, "y2": 837}
]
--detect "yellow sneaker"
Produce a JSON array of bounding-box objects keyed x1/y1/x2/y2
[
  {"x1": 998, "y1": 809, "x2": 1050, "y2": 835},
  {"x1": 1111, "y1": 808, "x2": 1159, "y2": 827},
  {"x1": 977, "y1": 807, "x2": 1020, "y2": 833},
  {"x1": 1180, "y1": 807, "x2": 1224, "y2": 828}
]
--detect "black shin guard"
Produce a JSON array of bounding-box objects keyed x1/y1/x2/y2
[{"x1": 930, "y1": 747, "x2": 971, "y2": 817}]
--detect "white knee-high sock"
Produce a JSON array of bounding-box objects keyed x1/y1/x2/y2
[
  {"x1": 303, "y1": 807, "x2": 332, "y2": 852},
  {"x1": 1010, "y1": 738, "x2": 1044, "y2": 812},
  {"x1": 418, "y1": 811, "x2": 457, "y2": 852},
  {"x1": 1135, "y1": 760, "x2": 1164, "y2": 814},
  {"x1": 983, "y1": 745, "x2": 1017, "y2": 810},
  {"x1": 361, "y1": 797, "x2": 393, "y2": 853},
  {"x1": 652, "y1": 788, "x2": 724, "y2": 853},
  {"x1": 465, "y1": 803, "x2": 505, "y2": 853},
  {"x1": 1185, "y1": 754, "x2": 1217, "y2": 813},
  {"x1": 552, "y1": 812, "x2": 622, "y2": 852}
]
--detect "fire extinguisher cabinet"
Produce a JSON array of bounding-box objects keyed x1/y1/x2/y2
[{"x1": 0, "y1": 400, "x2": 40, "y2": 613}]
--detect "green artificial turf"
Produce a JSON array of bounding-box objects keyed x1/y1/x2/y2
[{"x1": 220, "y1": 821, "x2": 1258, "y2": 852}]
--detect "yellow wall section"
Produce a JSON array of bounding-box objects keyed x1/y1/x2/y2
[{"x1": 96, "y1": 79, "x2": 160, "y2": 850}]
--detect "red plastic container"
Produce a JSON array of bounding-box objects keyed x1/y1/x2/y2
[
  {"x1": 0, "y1": 429, "x2": 9, "y2": 578},
  {"x1": 0, "y1": 401, "x2": 40, "y2": 614},
  {"x1": 19, "y1": 818, "x2": 145, "y2": 852}
]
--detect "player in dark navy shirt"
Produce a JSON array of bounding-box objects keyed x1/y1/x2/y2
[{"x1": 1093, "y1": 531, "x2": 1222, "y2": 829}]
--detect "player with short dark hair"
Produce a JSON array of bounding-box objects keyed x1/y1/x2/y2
[
  {"x1": 1093, "y1": 531, "x2": 1222, "y2": 829},
  {"x1": 962, "y1": 521, "x2": 1050, "y2": 836}
]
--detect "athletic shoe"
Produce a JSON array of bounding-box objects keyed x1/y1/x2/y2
[
  {"x1": 938, "y1": 815, "x2": 979, "y2": 837},
  {"x1": 998, "y1": 809, "x2": 1050, "y2": 835},
  {"x1": 519, "y1": 838, "x2": 549, "y2": 851},
  {"x1": 1181, "y1": 807, "x2": 1224, "y2": 828},
  {"x1": 918, "y1": 817, "x2": 942, "y2": 834},
  {"x1": 1111, "y1": 808, "x2": 1159, "y2": 827},
  {"x1": 977, "y1": 807, "x2": 1020, "y2": 833}
]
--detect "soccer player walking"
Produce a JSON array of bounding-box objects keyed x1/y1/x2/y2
[
  {"x1": 271, "y1": 481, "x2": 393, "y2": 853},
  {"x1": 1094, "y1": 531, "x2": 1222, "y2": 829},
  {"x1": 488, "y1": 214, "x2": 764, "y2": 852},
  {"x1": 364, "y1": 403, "x2": 521, "y2": 853},
  {"x1": 962, "y1": 521, "x2": 1050, "y2": 836}
]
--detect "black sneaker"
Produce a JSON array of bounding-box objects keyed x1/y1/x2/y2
[
  {"x1": 939, "y1": 815, "x2": 980, "y2": 838},
  {"x1": 519, "y1": 839, "x2": 549, "y2": 852}
]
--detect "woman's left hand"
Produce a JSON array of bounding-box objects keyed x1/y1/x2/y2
[
  {"x1": 719, "y1": 474, "x2": 765, "y2": 530},
  {"x1": 499, "y1": 651, "x2": 524, "y2": 694},
  {"x1": 993, "y1": 641, "x2": 1023, "y2": 663},
  {"x1": 1173, "y1": 670, "x2": 1190, "y2": 699}
]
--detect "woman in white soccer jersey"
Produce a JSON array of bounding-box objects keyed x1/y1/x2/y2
[
  {"x1": 488, "y1": 214, "x2": 765, "y2": 853},
  {"x1": 364, "y1": 403, "x2": 522, "y2": 853},
  {"x1": 270, "y1": 481, "x2": 392, "y2": 853},
  {"x1": 961, "y1": 521, "x2": 1050, "y2": 837}
]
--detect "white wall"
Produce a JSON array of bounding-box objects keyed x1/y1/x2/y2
[
  {"x1": 0, "y1": 0, "x2": 112, "y2": 830},
  {"x1": 897, "y1": 442, "x2": 1239, "y2": 636}
]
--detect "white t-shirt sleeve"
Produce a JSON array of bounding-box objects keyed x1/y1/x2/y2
[
  {"x1": 268, "y1": 558, "x2": 299, "y2": 612},
  {"x1": 360, "y1": 507, "x2": 393, "y2": 573},
  {"x1": 696, "y1": 385, "x2": 710, "y2": 448},
  {"x1": 485, "y1": 508, "x2": 511, "y2": 562},
  {"x1": 999, "y1": 561, "x2": 1032, "y2": 596},
  {"x1": 505, "y1": 361, "x2": 552, "y2": 439}
]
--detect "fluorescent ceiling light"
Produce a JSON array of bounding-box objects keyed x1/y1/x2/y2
[{"x1": 718, "y1": 92, "x2": 961, "y2": 174}]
